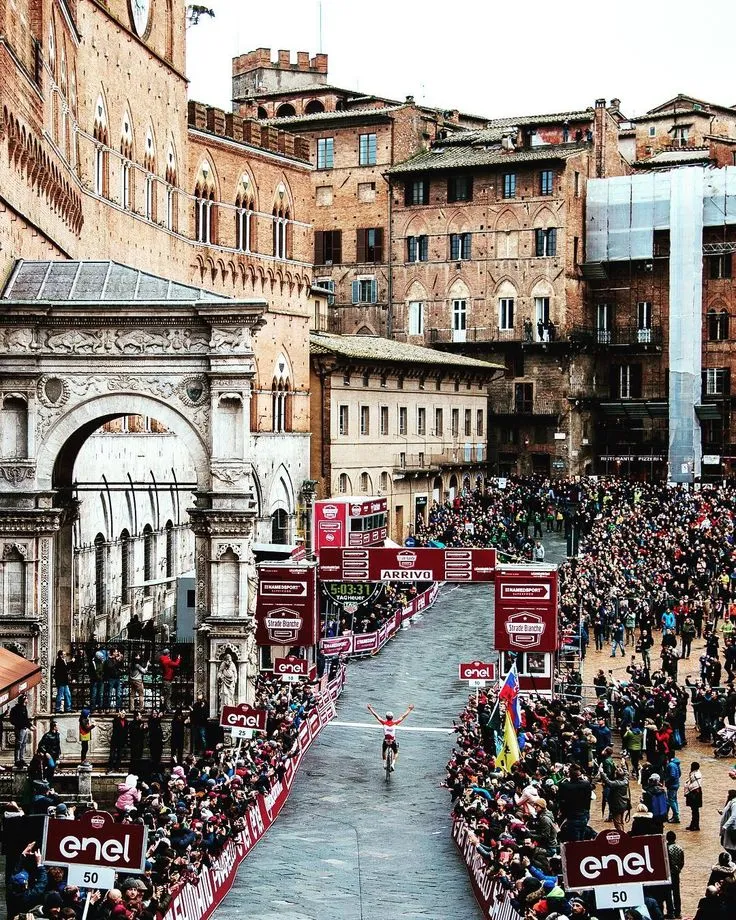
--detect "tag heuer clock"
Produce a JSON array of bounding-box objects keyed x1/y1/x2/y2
[{"x1": 130, "y1": 0, "x2": 151, "y2": 37}]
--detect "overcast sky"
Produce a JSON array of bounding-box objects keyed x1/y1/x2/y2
[{"x1": 186, "y1": 0, "x2": 736, "y2": 120}]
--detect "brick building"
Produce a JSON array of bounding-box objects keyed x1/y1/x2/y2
[
  {"x1": 232, "y1": 48, "x2": 485, "y2": 339},
  {"x1": 386, "y1": 103, "x2": 627, "y2": 476},
  {"x1": 0, "y1": 0, "x2": 320, "y2": 547}
]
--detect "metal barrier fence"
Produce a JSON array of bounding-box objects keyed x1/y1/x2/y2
[{"x1": 51, "y1": 639, "x2": 195, "y2": 712}]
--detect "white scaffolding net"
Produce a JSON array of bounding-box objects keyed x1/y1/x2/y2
[{"x1": 669, "y1": 168, "x2": 704, "y2": 483}]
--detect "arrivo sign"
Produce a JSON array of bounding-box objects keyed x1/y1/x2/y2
[
  {"x1": 219, "y1": 703, "x2": 268, "y2": 732},
  {"x1": 562, "y1": 830, "x2": 670, "y2": 889},
  {"x1": 318, "y1": 547, "x2": 497, "y2": 583},
  {"x1": 273, "y1": 656, "x2": 311, "y2": 678},
  {"x1": 458, "y1": 661, "x2": 497, "y2": 681},
  {"x1": 42, "y1": 811, "x2": 147, "y2": 872}
]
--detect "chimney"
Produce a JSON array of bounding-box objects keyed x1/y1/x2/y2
[
  {"x1": 405, "y1": 95, "x2": 415, "y2": 105},
  {"x1": 501, "y1": 131, "x2": 515, "y2": 151}
]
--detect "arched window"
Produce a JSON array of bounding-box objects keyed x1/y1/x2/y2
[
  {"x1": 93, "y1": 95, "x2": 109, "y2": 197},
  {"x1": 165, "y1": 143, "x2": 178, "y2": 231},
  {"x1": 94, "y1": 533, "x2": 106, "y2": 616},
  {"x1": 497, "y1": 280, "x2": 518, "y2": 334},
  {"x1": 194, "y1": 160, "x2": 216, "y2": 244},
  {"x1": 304, "y1": 100, "x2": 325, "y2": 114},
  {"x1": 235, "y1": 174, "x2": 254, "y2": 252},
  {"x1": 143, "y1": 524, "x2": 154, "y2": 597},
  {"x1": 120, "y1": 110, "x2": 134, "y2": 210},
  {"x1": 271, "y1": 355, "x2": 292, "y2": 432},
  {"x1": 257, "y1": 106, "x2": 268, "y2": 120},
  {"x1": 531, "y1": 279, "x2": 555, "y2": 341},
  {"x1": 273, "y1": 205, "x2": 289, "y2": 258},
  {"x1": 271, "y1": 509, "x2": 289, "y2": 544},
  {"x1": 359, "y1": 471, "x2": 371, "y2": 492},
  {"x1": 1, "y1": 396, "x2": 28, "y2": 459},
  {"x1": 380, "y1": 471, "x2": 389, "y2": 492},
  {"x1": 165, "y1": 520, "x2": 175, "y2": 578},
  {"x1": 338, "y1": 473, "x2": 350, "y2": 494},
  {"x1": 143, "y1": 126, "x2": 156, "y2": 222},
  {"x1": 120, "y1": 529, "x2": 131, "y2": 605},
  {"x1": 495, "y1": 211, "x2": 520, "y2": 258},
  {"x1": 708, "y1": 309, "x2": 730, "y2": 342},
  {"x1": 276, "y1": 103, "x2": 296, "y2": 118}
]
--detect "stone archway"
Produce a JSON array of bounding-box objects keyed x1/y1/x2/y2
[{"x1": 0, "y1": 260, "x2": 267, "y2": 714}]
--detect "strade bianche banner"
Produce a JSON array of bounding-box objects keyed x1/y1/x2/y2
[
  {"x1": 452, "y1": 818, "x2": 517, "y2": 920},
  {"x1": 159, "y1": 672, "x2": 344, "y2": 920}
]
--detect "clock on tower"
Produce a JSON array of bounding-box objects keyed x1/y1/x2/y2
[{"x1": 130, "y1": 0, "x2": 152, "y2": 37}]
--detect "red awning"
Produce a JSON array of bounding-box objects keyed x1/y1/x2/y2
[{"x1": 0, "y1": 647, "x2": 42, "y2": 706}]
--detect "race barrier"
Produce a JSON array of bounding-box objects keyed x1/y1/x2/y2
[
  {"x1": 320, "y1": 582, "x2": 440, "y2": 658},
  {"x1": 159, "y1": 666, "x2": 345, "y2": 920},
  {"x1": 452, "y1": 818, "x2": 517, "y2": 920}
]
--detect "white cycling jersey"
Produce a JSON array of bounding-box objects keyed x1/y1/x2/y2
[{"x1": 383, "y1": 721, "x2": 398, "y2": 740}]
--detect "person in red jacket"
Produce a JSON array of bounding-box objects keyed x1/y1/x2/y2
[{"x1": 158, "y1": 647, "x2": 181, "y2": 711}]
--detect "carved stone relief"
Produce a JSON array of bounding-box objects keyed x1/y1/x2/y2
[
  {"x1": 0, "y1": 462, "x2": 36, "y2": 485},
  {"x1": 0, "y1": 327, "x2": 212, "y2": 355}
]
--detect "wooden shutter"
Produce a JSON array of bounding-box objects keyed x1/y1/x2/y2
[
  {"x1": 407, "y1": 236, "x2": 416, "y2": 262},
  {"x1": 610, "y1": 364, "x2": 621, "y2": 399},
  {"x1": 356, "y1": 228, "x2": 366, "y2": 263},
  {"x1": 333, "y1": 230, "x2": 342, "y2": 264},
  {"x1": 420, "y1": 235, "x2": 429, "y2": 261},
  {"x1": 630, "y1": 364, "x2": 643, "y2": 399},
  {"x1": 422, "y1": 180, "x2": 430, "y2": 204},
  {"x1": 405, "y1": 182, "x2": 413, "y2": 206},
  {"x1": 447, "y1": 177, "x2": 457, "y2": 203},
  {"x1": 465, "y1": 176, "x2": 473, "y2": 201},
  {"x1": 315, "y1": 230, "x2": 324, "y2": 264},
  {"x1": 535, "y1": 229, "x2": 543, "y2": 257},
  {"x1": 374, "y1": 228, "x2": 384, "y2": 263},
  {"x1": 701, "y1": 370, "x2": 708, "y2": 400},
  {"x1": 352, "y1": 280, "x2": 360, "y2": 303},
  {"x1": 463, "y1": 232, "x2": 472, "y2": 259},
  {"x1": 724, "y1": 367, "x2": 731, "y2": 396},
  {"x1": 450, "y1": 234, "x2": 459, "y2": 260},
  {"x1": 549, "y1": 227, "x2": 557, "y2": 256}
]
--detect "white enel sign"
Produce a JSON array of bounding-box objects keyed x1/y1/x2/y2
[
  {"x1": 468, "y1": 679, "x2": 487, "y2": 689},
  {"x1": 66, "y1": 864, "x2": 116, "y2": 890},
  {"x1": 594, "y1": 882, "x2": 645, "y2": 909},
  {"x1": 280, "y1": 673, "x2": 301, "y2": 683}
]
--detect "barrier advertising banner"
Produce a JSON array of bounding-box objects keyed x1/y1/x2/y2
[
  {"x1": 160, "y1": 670, "x2": 344, "y2": 920},
  {"x1": 255, "y1": 564, "x2": 318, "y2": 647},
  {"x1": 494, "y1": 565, "x2": 559, "y2": 654},
  {"x1": 320, "y1": 583, "x2": 440, "y2": 657},
  {"x1": 318, "y1": 548, "x2": 496, "y2": 583},
  {"x1": 452, "y1": 818, "x2": 517, "y2": 920}
]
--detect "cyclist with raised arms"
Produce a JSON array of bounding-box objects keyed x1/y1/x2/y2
[{"x1": 367, "y1": 702, "x2": 415, "y2": 771}]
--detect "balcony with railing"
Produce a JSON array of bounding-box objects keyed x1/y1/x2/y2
[
  {"x1": 569, "y1": 325, "x2": 663, "y2": 348},
  {"x1": 393, "y1": 444, "x2": 486, "y2": 472},
  {"x1": 489, "y1": 394, "x2": 565, "y2": 417},
  {"x1": 427, "y1": 325, "x2": 569, "y2": 347}
]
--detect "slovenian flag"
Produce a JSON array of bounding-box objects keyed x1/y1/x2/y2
[{"x1": 498, "y1": 662, "x2": 521, "y2": 729}]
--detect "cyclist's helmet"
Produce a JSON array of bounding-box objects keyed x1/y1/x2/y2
[{"x1": 385, "y1": 711, "x2": 394, "y2": 720}]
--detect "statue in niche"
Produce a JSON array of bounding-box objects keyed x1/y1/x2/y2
[
  {"x1": 216, "y1": 650, "x2": 238, "y2": 710},
  {"x1": 245, "y1": 547, "x2": 258, "y2": 616}
]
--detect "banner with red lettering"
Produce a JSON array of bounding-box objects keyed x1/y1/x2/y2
[
  {"x1": 452, "y1": 818, "x2": 517, "y2": 920},
  {"x1": 320, "y1": 583, "x2": 439, "y2": 657},
  {"x1": 159, "y1": 668, "x2": 345, "y2": 920}
]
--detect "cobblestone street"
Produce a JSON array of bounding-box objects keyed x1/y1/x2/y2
[{"x1": 217, "y1": 582, "x2": 494, "y2": 919}]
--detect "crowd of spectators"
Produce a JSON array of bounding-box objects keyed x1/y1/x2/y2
[
  {"x1": 5, "y1": 671, "x2": 324, "y2": 920},
  {"x1": 441, "y1": 477, "x2": 736, "y2": 920},
  {"x1": 324, "y1": 580, "x2": 430, "y2": 637}
]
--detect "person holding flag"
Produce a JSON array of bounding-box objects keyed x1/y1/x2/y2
[
  {"x1": 496, "y1": 709, "x2": 521, "y2": 773},
  {"x1": 498, "y1": 660, "x2": 522, "y2": 729}
]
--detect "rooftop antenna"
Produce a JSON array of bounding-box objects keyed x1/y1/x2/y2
[{"x1": 318, "y1": 0, "x2": 323, "y2": 53}]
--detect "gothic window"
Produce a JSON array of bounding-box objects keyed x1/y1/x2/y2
[
  {"x1": 194, "y1": 160, "x2": 216, "y2": 244},
  {"x1": 93, "y1": 95, "x2": 109, "y2": 197},
  {"x1": 94, "y1": 534, "x2": 106, "y2": 616},
  {"x1": 143, "y1": 524, "x2": 154, "y2": 597},
  {"x1": 235, "y1": 174, "x2": 255, "y2": 252},
  {"x1": 271, "y1": 509, "x2": 289, "y2": 543}
]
